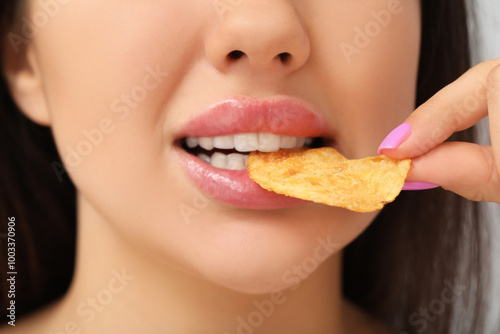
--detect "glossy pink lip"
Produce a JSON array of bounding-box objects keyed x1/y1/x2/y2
[
  {"x1": 176, "y1": 96, "x2": 328, "y2": 138},
  {"x1": 175, "y1": 147, "x2": 307, "y2": 209},
  {"x1": 175, "y1": 96, "x2": 328, "y2": 210}
]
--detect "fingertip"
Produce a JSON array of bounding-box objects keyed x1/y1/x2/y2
[
  {"x1": 377, "y1": 147, "x2": 395, "y2": 157},
  {"x1": 377, "y1": 123, "x2": 412, "y2": 155},
  {"x1": 402, "y1": 181, "x2": 440, "y2": 191}
]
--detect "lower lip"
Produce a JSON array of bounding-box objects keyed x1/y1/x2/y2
[{"x1": 174, "y1": 146, "x2": 308, "y2": 210}]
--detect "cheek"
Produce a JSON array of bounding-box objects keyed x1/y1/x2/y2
[
  {"x1": 33, "y1": 0, "x2": 211, "y2": 157},
  {"x1": 31, "y1": 1, "x2": 211, "y2": 213},
  {"x1": 305, "y1": 0, "x2": 421, "y2": 158},
  {"x1": 29, "y1": 1, "x2": 217, "y2": 263}
]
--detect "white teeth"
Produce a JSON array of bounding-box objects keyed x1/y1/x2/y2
[
  {"x1": 226, "y1": 153, "x2": 245, "y2": 170},
  {"x1": 211, "y1": 152, "x2": 227, "y2": 169},
  {"x1": 198, "y1": 153, "x2": 211, "y2": 164},
  {"x1": 295, "y1": 137, "x2": 306, "y2": 148},
  {"x1": 258, "y1": 133, "x2": 281, "y2": 152},
  {"x1": 186, "y1": 136, "x2": 199, "y2": 148},
  {"x1": 213, "y1": 135, "x2": 234, "y2": 149},
  {"x1": 280, "y1": 135, "x2": 297, "y2": 149},
  {"x1": 208, "y1": 152, "x2": 248, "y2": 171},
  {"x1": 199, "y1": 137, "x2": 214, "y2": 150},
  {"x1": 188, "y1": 133, "x2": 311, "y2": 153},
  {"x1": 188, "y1": 133, "x2": 315, "y2": 170},
  {"x1": 234, "y1": 133, "x2": 259, "y2": 152}
]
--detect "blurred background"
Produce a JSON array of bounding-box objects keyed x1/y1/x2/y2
[
  {"x1": 474, "y1": 0, "x2": 500, "y2": 331},
  {"x1": 475, "y1": 0, "x2": 500, "y2": 62}
]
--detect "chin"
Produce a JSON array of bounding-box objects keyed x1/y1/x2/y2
[
  {"x1": 167, "y1": 205, "x2": 366, "y2": 295},
  {"x1": 192, "y1": 251, "x2": 330, "y2": 295}
]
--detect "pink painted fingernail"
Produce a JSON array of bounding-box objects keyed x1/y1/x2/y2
[
  {"x1": 377, "y1": 123, "x2": 412, "y2": 155},
  {"x1": 402, "y1": 182, "x2": 440, "y2": 191}
]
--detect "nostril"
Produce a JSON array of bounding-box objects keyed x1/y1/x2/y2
[
  {"x1": 225, "y1": 50, "x2": 293, "y2": 66},
  {"x1": 278, "y1": 52, "x2": 291, "y2": 64},
  {"x1": 227, "y1": 50, "x2": 245, "y2": 61}
]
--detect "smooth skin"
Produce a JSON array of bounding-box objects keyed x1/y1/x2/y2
[{"x1": 0, "y1": 0, "x2": 497, "y2": 333}]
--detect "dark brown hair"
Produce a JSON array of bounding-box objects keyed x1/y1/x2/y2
[
  {"x1": 0, "y1": 0, "x2": 494, "y2": 333},
  {"x1": 0, "y1": 0, "x2": 76, "y2": 319}
]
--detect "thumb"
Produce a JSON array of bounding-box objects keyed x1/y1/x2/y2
[{"x1": 406, "y1": 142, "x2": 499, "y2": 202}]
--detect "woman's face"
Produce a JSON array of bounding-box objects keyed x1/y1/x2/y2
[{"x1": 19, "y1": 0, "x2": 420, "y2": 293}]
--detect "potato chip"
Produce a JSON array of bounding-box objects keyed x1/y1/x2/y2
[{"x1": 247, "y1": 147, "x2": 411, "y2": 213}]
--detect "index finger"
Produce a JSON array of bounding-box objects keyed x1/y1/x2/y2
[{"x1": 379, "y1": 58, "x2": 500, "y2": 159}]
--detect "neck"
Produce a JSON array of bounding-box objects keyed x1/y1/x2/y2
[{"x1": 49, "y1": 194, "x2": 346, "y2": 334}]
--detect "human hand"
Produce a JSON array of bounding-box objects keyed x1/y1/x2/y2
[{"x1": 378, "y1": 58, "x2": 500, "y2": 204}]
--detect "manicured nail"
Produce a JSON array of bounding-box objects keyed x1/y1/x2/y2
[
  {"x1": 402, "y1": 182, "x2": 440, "y2": 191},
  {"x1": 377, "y1": 123, "x2": 412, "y2": 155}
]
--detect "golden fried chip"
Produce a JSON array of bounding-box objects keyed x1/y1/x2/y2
[{"x1": 247, "y1": 147, "x2": 411, "y2": 213}]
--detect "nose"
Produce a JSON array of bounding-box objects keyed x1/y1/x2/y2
[{"x1": 205, "y1": 1, "x2": 311, "y2": 74}]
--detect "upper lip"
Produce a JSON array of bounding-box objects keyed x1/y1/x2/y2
[{"x1": 176, "y1": 96, "x2": 330, "y2": 139}]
